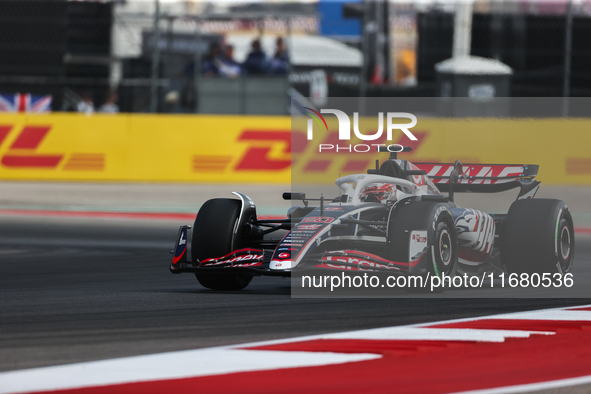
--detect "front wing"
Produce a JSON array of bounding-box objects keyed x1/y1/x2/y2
[
  {"x1": 169, "y1": 226, "x2": 288, "y2": 277},
  {"x1": 170, "y1": 226, "x2": 433, "y2": 276}
]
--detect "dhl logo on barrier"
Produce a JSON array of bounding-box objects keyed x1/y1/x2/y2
[
  {"x1": 0, "y1": 125, "x2": 63, "y2": 168},
  {"x1": 0, "y1": 114, "x2": 590, "y2": 184},
  {"x1": 191, "y1": 128, "x2": 428, "y2": 181},
  {"x1": 193, "y1": 130, "x2": 292, "y2": 173},
  {"x1": 0, "y1": 124, "x2": 105, "y2": 171}
]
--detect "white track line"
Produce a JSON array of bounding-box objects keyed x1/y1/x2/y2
[
  {"x1": 452, "y1": 374, "x2": 591, "y2": 394},
  {"x1": 0, "y1": 349, "x2": 379, "y2": 394},
  {"x1": 325, "y1": 327, "x2": 552, "y2": 342},
  {"x1": 486, "y1": 309, "x2": 591, "y2": 321}
]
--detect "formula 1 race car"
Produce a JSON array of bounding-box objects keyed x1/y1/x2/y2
[{"x1": 170, "y1": 146, "x2": 575, "y2": 291}]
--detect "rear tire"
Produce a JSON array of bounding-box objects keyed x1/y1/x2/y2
[
  {"x1": 501, "y1": 199, "x2": 574, "y2": 274},
  {"x1": 192, "y1": 198, "x2": 253, "y2": 291}
]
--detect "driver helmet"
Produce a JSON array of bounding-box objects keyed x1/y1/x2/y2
[{"x1": 360, "y1": 183, "x2": 395, "y2": 204}]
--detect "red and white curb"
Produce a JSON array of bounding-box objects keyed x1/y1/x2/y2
[{"x1": 2, "y1": 305, "x2": 591, "y2": 394}]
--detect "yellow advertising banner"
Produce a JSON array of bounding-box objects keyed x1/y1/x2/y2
[
  {"x1": 0, "y1": 113, "x2": 589, "y2": 184},
  {"x1": 0, "y1": 114, "x2": 292, "y2": 183}
]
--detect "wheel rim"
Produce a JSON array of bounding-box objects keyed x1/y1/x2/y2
[
  {"x1": 439, "y1": 229, "x2": 452, "y2": 266},
  {"x1": 560, "y1": 225, "x2": 571, "y2": 261}
]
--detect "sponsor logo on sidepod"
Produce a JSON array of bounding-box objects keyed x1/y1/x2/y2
[{"x1": 302, "y1": 217, "x2": 334, "y2": 223}]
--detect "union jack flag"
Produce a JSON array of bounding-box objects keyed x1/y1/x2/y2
[{"x1": 0, "y1": 93, "x2": 52, "y2": 113}]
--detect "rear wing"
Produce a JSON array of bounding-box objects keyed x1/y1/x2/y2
[{"x1": 413, "y1": 163, "x2": 540, "y2": 199}]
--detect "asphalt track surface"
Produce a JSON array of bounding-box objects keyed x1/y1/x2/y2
[{"x1": 1, "y1": 214, "x2": 590, "y2": 378}]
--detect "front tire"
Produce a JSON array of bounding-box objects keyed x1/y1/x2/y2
[
  {"x1": 388, "y1": 201, "x2": 458, "y2": 279},
  {"x1": 501, "y1": 199, "x2": 575, "y2": 274},
  {"x1": 192, "y1": 198, "x2": 253, "y2": 290}
]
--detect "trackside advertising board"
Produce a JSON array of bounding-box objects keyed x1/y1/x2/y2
[{"x1": 0, "y1": 111, "x2": 590, "y2": 184}]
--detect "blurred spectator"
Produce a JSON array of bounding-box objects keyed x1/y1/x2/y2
[
  {"x1": 77, "y1": 91, "x2": 94, "y2": 115},
  {"x1": 218, "y1": 44, "x2": 242, "y2": 78},
  {"x1": 242, "y1": 39, "x2": 268, "y2": 75},
  {"x1": 164, "y1": 90, "x2": 179, "y2": 106},
  {"x1": 269, "y1": 37, "x2": 289, "y2": 75},
  {"x1": 99, "y1": 90, "x2": 119, "y2": 114},
  {"x1": 202, "y1": 42, "x2": 221, "y2": 76}
]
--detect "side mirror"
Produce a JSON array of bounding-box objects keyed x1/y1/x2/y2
[
  {"x1": 283, "y1": 192, "x2": 306, "y2": 201},
  {"x1": 448, "y1": 160, "x2": 464, "y2": 203},
  {"x1": 454, "y1": 160, "x2": 463, "y2": 176}
]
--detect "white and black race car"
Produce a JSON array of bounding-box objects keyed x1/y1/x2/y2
[{"x1": 170, "y1": 146, "x2": 574, "y2": 291}]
